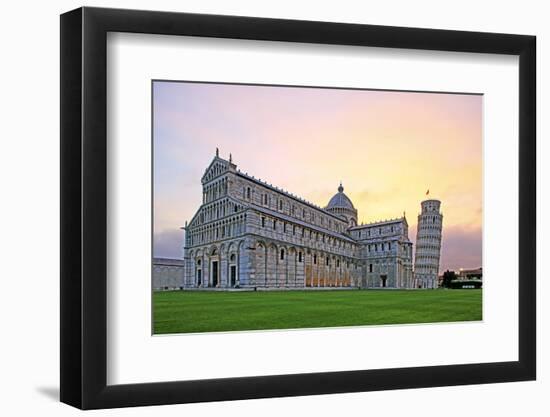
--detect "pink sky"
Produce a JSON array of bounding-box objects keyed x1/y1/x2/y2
[{"x1": 153, "y1": 81, "x2": 482, "y2": 272}]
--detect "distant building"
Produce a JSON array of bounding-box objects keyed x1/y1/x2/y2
[
  {"x1": 153, "y1": 258, "x2": 185, "y2": 290},
  {"x1": 439, "y1": 267, "x2": 483, "y2": 289},
  {"x1": 457, "y1": 267, "x2": 482, "y2": 280},
  {"x1": 179, "y1": 151, "x2": 433, "y2": 290}
]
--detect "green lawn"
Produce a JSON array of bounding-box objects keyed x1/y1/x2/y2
[{"x1": 153, "y1": 289, "x2": 482, "y2": 334}]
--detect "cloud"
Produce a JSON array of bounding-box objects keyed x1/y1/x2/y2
[
  {"x1": 154, "y1": 229, "x2": 184, "y2": 259},
  {"x1": 439, "y1": 225, "x2": 482, "y2": 272}
]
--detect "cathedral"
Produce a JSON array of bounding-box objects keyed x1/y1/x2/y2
[{"x1": 182, "y1": 150, "x2": 442, "y2": 290}]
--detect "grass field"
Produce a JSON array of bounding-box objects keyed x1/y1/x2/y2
[{"x1": 153, "y1": 289, "x2": 482, "y2": 334}]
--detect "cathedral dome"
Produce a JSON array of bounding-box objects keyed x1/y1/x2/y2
[{"x1": 326, "y1": 183, "x2": 355, "y2": 210}]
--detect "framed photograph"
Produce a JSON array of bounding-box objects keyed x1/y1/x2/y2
[{"x1": 60, "y1": 6, "x2": 536, "y2": 409}]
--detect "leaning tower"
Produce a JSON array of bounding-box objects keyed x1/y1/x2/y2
[{"x1": 414, "y1": 199, "x2": 443, "y2": 288}]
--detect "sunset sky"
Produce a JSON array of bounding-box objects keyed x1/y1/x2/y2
[{"x1": 153, "y1": 81, "x2": 482, "y2": 273}]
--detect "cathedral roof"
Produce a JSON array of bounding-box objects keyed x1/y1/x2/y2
[
  {"x1": 326, "y1": 183, "x2": 355, "y2": 210},
  {"x1": 235, "y1": 171, "x2": 348, "y2": 223},
  {"x1": 349, "y1": 217, "x2": 405, "y2": 230}
]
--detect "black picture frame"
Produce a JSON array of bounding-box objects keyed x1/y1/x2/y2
[{"x1": 60, "y1": 6, "x2": 536, "y2": 410}]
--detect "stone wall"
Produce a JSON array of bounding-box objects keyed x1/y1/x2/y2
[
  {"x1": 153, "y1": 258, "x2": 185, "y2": 290},
  {"x1": 351, "y1": 218, "x2": 414, "y2": 288}
]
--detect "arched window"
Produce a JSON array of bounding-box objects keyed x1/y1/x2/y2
[
  {"x1": 298, "y1": 252, "x2": 303, "y2": 262},
  {"x1": 246, "y1": 187, "x2": 251, "y2": 199},
  {"x1": 280, "y1": 249, "x2": 285, "y2": 260},
  {"x1": 261, "y1": 217, "x2": 266, "y2": 227},
  {"x1": 273, "y1": 220, "x2": 277, "y2": 230},
  {"x1": 313, "y1": 255, "x2": 317, "y2": 264}
]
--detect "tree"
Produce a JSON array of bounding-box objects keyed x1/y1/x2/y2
[{"x1": 442, "y1": 270, "x2": 457, "y2": 288}]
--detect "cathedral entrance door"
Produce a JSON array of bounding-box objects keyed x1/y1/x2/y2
[
  {"x1": 230, "y1": 265, "x2": 237, "y2": 287},
  {"x1": 211, "y1": 261, "x2": 219, "y2": 287}
]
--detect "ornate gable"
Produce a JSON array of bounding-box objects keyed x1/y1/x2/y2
[
  {"x1": 187, "y1": 211, "x2": 200, "y2": 229},
  {"x1": 186, "y1": 205, "x2": 206, "y2": 230},
  {"x1": 201, "y1": 157, "x2": 228, "y2": 184},
  {"x1": 186, "y1": 196, "x2": 246, "y2": 230}
]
